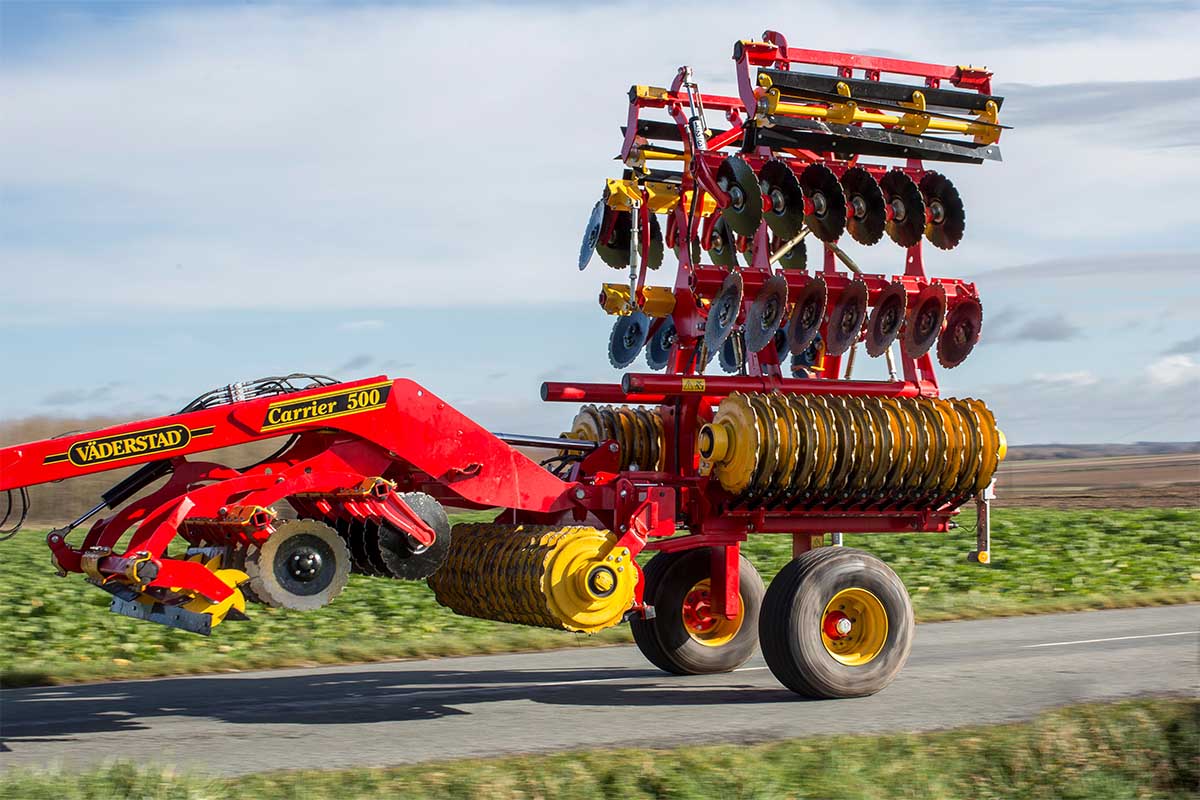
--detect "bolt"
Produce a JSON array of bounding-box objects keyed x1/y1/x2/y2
[
  {"x1": 609, "y1": 443, "x2": 618, "y2": 453},
  {"x1": 617, "y1": 566, "x2": 624, "y2": 572},
  {"x1": 575, "y1": 489, "x2": 586, "y2": 500},
  {"x1": 619, "y1": 489, "x2": 628, "y2": 498},
  {"x1": 219, "y1": 507, "x2": 228, "y2": 517}
]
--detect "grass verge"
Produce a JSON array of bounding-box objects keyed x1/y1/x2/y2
[
  {"x1": 1, "y1": 698, "x2": 1196, "y2": 799},
  {"x1": 2, "y1": 507, "x2": 1197, "y2": 687}
]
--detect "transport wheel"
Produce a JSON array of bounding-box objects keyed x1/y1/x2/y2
[
  {"x1": 244, "y1": 519, "x2": 351, "y2": 611},
  {"x1": 630, "y1": 551, "x2": 684, "y2": 673},
  {"x1": 376, "y1": 492, "x2": 452, "y2": 580},
  {"x1": 760, "y1": 547, "x2": 913, "y2": 699},
  {"x1": 637, "y1": 548, "x2": 765, "y2": 675}
]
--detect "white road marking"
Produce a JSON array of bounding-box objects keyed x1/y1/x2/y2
[
  {"x1": 1022, "y1": 631, "x2": 1198, "y2": 649},
  {"x1": 526, "y1": 665, "x2": 768, "y2": 689}
]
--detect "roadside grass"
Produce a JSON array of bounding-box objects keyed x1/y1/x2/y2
[
  {"x1": 2, "y1": 507, "x2": 1197, "y2": 687},
  {"x1": 1, "y1": 698, "x2": 1196, "y2": 799}
]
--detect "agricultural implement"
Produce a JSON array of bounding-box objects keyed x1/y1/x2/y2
[{"x1": 0, "y1": 31, "x2": 1007, "y2": 698}]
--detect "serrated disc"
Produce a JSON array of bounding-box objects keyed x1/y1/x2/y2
[
  {"x1": 776, "y1": 235, "x2": 807, "y2": 270},
  {"x1": 787, "y1": 274, "x2": 828, "y2": 357},
  {"x1": 716, "y1": 155, "x2": 764, "y2": 237},
  {"x1": 719, "y1": 330, "x2": 745, "y2": 374},
  {"x1": 703, "y1": 272, "x2": 743, "y2": 363},
  {"x1": 759, "y1": 159, "x2": 806, "y2": 239},
  {"x1": 782, "y1": 398, "x2": 820, "y2": 503},
  {"x1": 764, "y1": 393, "x2": 798, "y2": 504},
  {"x1": 823, "y1": 396, "x2": 859, "y2": 506},
  {"x1": 799, "y1": 163, "x2": 846, "y2": 243},
  {"x1": 608, "y1": 312, "x2": 650, "y2": 369},
  {"x1": 707, "y1": 393, "x2": 760, "y2": 495},
  {"x1": 645, "y1": 316, "x2": 676, "y2": 370},
  {"x1": 804, "y1": 396, "x2": 839, "y2": 506},
  {"x1": 968, "y1": 398, "x2": 1002, "y2": 492},
  {"x1": 842, "y1": 166, "x2": 886, "y2": 246},
  {"x1": 824, "y1": 279, "x2": 868, "y2": 357},
  {"x1": 865, "y1": 281, "x2": 908, "y2": 358},
  {"x1": 646, "y1": 213, "x2": 665, "y2": 269},
  {"x1": 949, "y1": 399, "x2": 982, "y2": 503},
  {"x1": 579, "y1": 199, "x2": 604, "y2": 271},
  {"x1": 937, "y1": 297, "x2": 983, "y2": 369},
  {"x1": 920, "y1": 172, "x2": 966, "y2": 250},
  {"x1": 859, "y1": 398, "x2": 892, "y2": 504},
  {"x1": 706, "y1": 217, "x2": 739, "y2": 268},
  {"x1": 902, "y1": 282, "x2": 947, "y2": 359},
  {"x1": 745, "y1": 275, "x2": 790, "y2": 353},
  {"x1": 881, "y1": 169, "x2": 925, "y2": 248},
  {"x1": 746, "y1": 393, "x2": 780, "y2": 501},
  {"x1": 914, "y1": 400, "x2": 947, "y2": 507},
  {"x1": 596, "y1": 208, "x2": 632, "y2": 268}
]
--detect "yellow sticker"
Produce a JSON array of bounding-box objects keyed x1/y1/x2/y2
[
  {"x1": 682, "y1": 378, "x2": 706, "y2": 393},
  {"x1": 260, "y1": 381, "x2": 392, "y2": 432}
]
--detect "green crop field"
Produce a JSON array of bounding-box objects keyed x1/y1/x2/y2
[
  {"x1": 2, "y1": 507, "x2": 1197, "y2": 687},
  {"x1": 1, "y1": 698, "x2": 1195, "y2": 799}
]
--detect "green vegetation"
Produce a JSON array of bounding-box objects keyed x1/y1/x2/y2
[
  {"x1": 1, "y1": 698, "x2": 1195, "y2": 799},
  {"x1": 2, "y1": 507, "x2": 1197, "y2": 687}
]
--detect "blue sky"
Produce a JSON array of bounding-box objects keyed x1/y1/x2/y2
[{"x1": 2, "y1": 0, "x2": 1198, "y2": 443}]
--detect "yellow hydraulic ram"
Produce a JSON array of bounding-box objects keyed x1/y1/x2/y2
[
  {"x1": 427, "y1": 524, "x2": 636, "y2": 633},
  {"x1": 759, "y1": 76, "x2": 1002, "y2": 145}
]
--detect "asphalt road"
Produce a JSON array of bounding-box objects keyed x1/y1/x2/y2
[{"x1": 2, "y1": 605, "x2": 1197, "y2": 776}]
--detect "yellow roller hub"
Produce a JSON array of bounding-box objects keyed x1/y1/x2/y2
[
  {"x1": 698, "y1": 392, "x2": 761, "y2": 494},
  {"x1": 680, "y1": 578, "x2": 744, "y2": 647},
  {"x1": 181, "y1": 568, "x2": 249, "y2": 628},
  {"x1": 821, "y1": 587, "x2": 888, "y2": 666},
  {"x1": 428, "y1": 524, "x2": 635, "y2": 633}
]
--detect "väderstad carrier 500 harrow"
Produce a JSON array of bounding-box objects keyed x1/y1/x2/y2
[{"x1": 0, "y1": 32, "x2": 1007, "y2": 699}]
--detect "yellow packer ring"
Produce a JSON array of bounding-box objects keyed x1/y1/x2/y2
[
  {"x1": 680, "y1": 578, "x2": 744, "y2": 647},
  {"x1": 821, "y1": 588, "x2": 888, "y2": 666}
]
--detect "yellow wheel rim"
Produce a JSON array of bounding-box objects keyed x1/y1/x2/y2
[
  {"x1": 821, "y1": 588, "x2": 888, "y2": 666},
  {"x1": 680, "y1": 579, "x2": 744, "y2": 647}
]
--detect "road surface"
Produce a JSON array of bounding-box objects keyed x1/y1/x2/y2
[{"x1": 2, "y1": 604, "x2": 1196, "y2": 775}]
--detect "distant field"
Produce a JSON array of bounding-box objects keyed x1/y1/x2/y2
[
  {"x1": 2, "y1": 506, "x2": 1196, "y2": 687},
  {"x1": 2, "y1": 698, "x2": 1195, "y2": 800},
  {"x1": 995, "y1": 453, "x2": 1199, "y2": 509}
]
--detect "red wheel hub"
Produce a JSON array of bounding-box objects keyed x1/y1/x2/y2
[
  {"x1": 682, "y1": 588, "x2": 717, "y2": 633},
  {"x1": 823, "y1": 609, "x2": 852, "y2": 640}
]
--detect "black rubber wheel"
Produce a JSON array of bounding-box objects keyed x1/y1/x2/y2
[
  {"x1": 637, "y1": 548, "x2": 765, "y2": 675},
  {"x1": 376, "y1": 492, "x2": 452, "y2": 580},
  {"x1": 630, "y1": 551, "x2": 685, "y2": 673},
  {"x1": 760, "y1": 547, "x2": 913, "y2": 699},
  {"x1": 244, "y1": 519, "x2": 351, "y2": 611}
]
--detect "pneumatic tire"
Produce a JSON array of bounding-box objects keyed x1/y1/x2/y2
[
  {"x1": 760, "y1": 546, "x2": 913, "y2": 699},
  {"x1": 630, "y1": 551, "x2": 685, "y2": 673},
  {"x1": 637, "y1": 548, "x2": 765, "y2": 675}
]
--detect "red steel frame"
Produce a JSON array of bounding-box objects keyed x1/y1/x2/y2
[{"x1": 0, "y1": 36, "x2": 997, "y2": 629}]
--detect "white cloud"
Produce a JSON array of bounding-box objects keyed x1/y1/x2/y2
[
  {"x1": 1, "y1": 1, "x2": 1197, "y2": 313},
  {"x1": 1146, "y1": 355, "x2": 1200, "y2": 387},
  {"x1": 1031, "y1": 370, "x2": 1098, "y2": 387}
]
